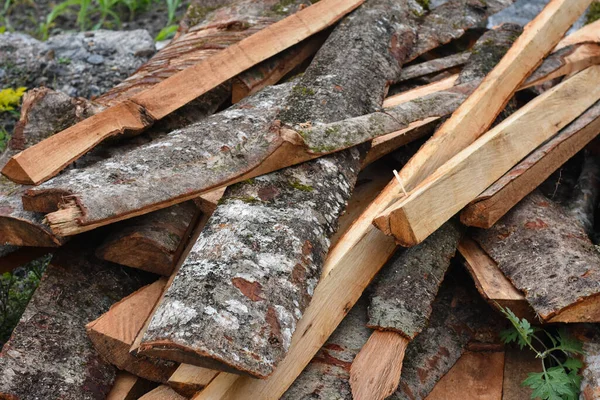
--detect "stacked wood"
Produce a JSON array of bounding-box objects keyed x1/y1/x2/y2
[
  {"x1": 107, "y1": 372, "x2": 156, "y2": 400},
  {"x1": 572, "y1": 325, "x2": 600, "y2": 398},
  {"x1": 0, "y1": 243, "x2": 152, "y2": 399},
  {"x1": 2, "y1": 0, "x2": 363, "y2": 185},
  {"x1": 472, "y1": 154, "x2": 600, "y2": 323},
  {"x1": 373, "y1": 0, "x2": 595, "y2": 242}
]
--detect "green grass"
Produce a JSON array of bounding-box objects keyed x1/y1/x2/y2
[{"x1": 586, "y1": 1, "x2": 600, "y2": 25}]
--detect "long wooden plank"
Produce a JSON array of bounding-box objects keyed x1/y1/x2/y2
[
  {"x1": 373, "y1": 0, "x2": 594, "y2": 238},
  {"x1": 383, "y1": 66, "x2": 600, "y2": 246},
  {"x1": 107, "y1": 372, "x2": 156, "y2": 400},
  {"x1": 461, "y1": 98, "x2": 600, "y2": 229},
  {"x1": 2, "y1": 0, "x2": 363, "y2": 185}
]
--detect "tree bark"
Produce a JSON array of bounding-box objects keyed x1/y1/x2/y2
[
  {"x1": 473, "y1": 175, "x2": 600, "y2": 323},
  {"x1": 396, "y1": 51, "x2": 470, "y2": 83},
  {"x1": 0, "y1": 245, "x2": 152, "y2": 400},
  {"x1": 366, "y1": 221, "x2": 462, "y2": 337},
  {"x1": 572, "y1": 324, "x2": 600, "y2": 399}
]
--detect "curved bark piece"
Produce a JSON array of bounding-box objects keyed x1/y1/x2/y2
[
  {"x1": 572, "y1": 325, "x2": 600, "y2": 399},
  {"x1": 136, "y1": 0, "x2": 423, "y2": 379},
  {"x1": 2, "y1": 0, "x2": 361, "y2": 185},
  {"x1": 473, "y1": 189, "x2": 600, "y2": 323},
  {"x1": 374, "y1": 0, "x2": 593, "y2": 238},
  {"x1": 0, "y1": 246, "x2": 151, "y2": 400},
  {"x1": 396, "y1": 52, "x2": 470, "y2": 83}
]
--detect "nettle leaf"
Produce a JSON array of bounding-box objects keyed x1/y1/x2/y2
[
  {"x1": 500, "y1": 307, "x2": 535, "y2": 349},
  {"x1": 523, "y1": 367, "x2": 580, "y2": 400},
  {"x1": 563, "y1": 357, "x2": 583, "y2": 372},
  {"x1": 557, "y1": 328, "x2": 584, "y2": 355}
]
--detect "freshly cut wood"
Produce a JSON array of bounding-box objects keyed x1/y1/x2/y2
[
  {"x1": 280, "y1": 298, "x2": 371, "y2": 399},
  {"x1": 191, "y1": 373, "x2": 239, "y2": 400},
  {"x1": 555, "y1": 19, "x2": 600, "y2": 50},
  {"x1": 0, "y1": 244, "x2": 151, "y2": 399},
  {"x1": 458, "y1": 237, "x2": 534, "y2": 320},
  {"x1": 425, "y1": 351, "x2": 504, "y2": 400},
  {"x1": 350, "y1": 222, "x2": 462, "y2": 400},
  {"x1": 382, "y1": 66, "x2": 600, "y2": 246},
  {"x1": 136, "y1": 0, "x2": 418, "y2": 377},
  {"x1": 107, "y1": 372, "x2": 156, "y2": 400},
  {"x1": 374, "y1": 0, "x2": 594, "y2": 237},
  {"x1": 461, "y1": 101, "x2": 600, "y2": 229},
  {"x1": 3, "y1": 0, "x2": 363, "y2": 185},
  {"x1": 396, "y1": 52, "x2": 469, "y2": 83},
  {"x1": 383, "y1": 74, "x2": 459, "y2": 108},
  {"x1": 96, "y1": 201, "x2": 203, "y2": 276},
  {"x1": 168, "y1": 364, "x2": 219, "y2": 398},
  {"x1": 473, "y1": 187, "x2": 600, "y2": 323},
  {"x1": 86, "y1": 278, "x2": 179, "y2": 383},
  {"x1": 139, "y1": 385, "x2": 186, "y2": 400},
  {"x1": 231, "y1": 35, "x2": 325, "y2": 103}
]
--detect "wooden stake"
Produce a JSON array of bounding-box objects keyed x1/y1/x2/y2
[
  {"x1": 461, "y1": 101, "x2": 600, "y2": 228},
  {"x1": 107, "y1": 372, "x2": 156, "y2": 400},
  {"x1": 374, "y1": 0, "x2": 594, "y2": 237},
  {"x1": 2, "y1": 0, "x2": 363, "y2": 185},
  {"x1": 384, "y1": 66, "x2": 600, "y2": 246}
]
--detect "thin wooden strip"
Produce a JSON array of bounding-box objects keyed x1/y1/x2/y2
[
  {"x1": 2, "y1": 0, "x2": 363, "y2": 185},
  {"x1": 384, "y1": 66, "x2": 600, "y2": 246},
  {"x1": 107, "y1": 372, "x2": 157, "y2": 400},
  {"x1": 373, "y1": 0, "x2": 594, "y2": 237}
]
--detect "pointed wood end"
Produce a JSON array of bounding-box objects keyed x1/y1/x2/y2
[
  {"x1": 350, "y1": 330, "x2": 409, "y2": 400},
  {"x1": 1, "y1": 156, "x2": 36, "y2": 185},
  {"x1": 376, "y1": 206, "x2": 419, "y2": 247}
]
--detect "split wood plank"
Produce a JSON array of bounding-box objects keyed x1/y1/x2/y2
[
  {"x1": 168, "y1": 364, "x2": 219, "y2": 398},
  {"x1": 425, "y1": 351, "x2": 505, "y2": 400},
  {"x1": 231, "y1": 34, "x2": 325, "y2": 103},
  {"x1": 2, "y1": 0, "x2": 363, "y2": 185},
  {"x1": 139, "y1": 385, "x2": 186, "y2": 400},
  {"x1": 191, "y1": 374, "x2": 240, "y2": 400},
  {"x1": 373, "y1": 0, "x2": 595, "y2": 239},
  {"x1": 135, "y1": 0, "x2": 419, "y2": 378},
  {"x1": 0, "y1": 244, "x2": 151, "y2": 400},
  {"x1": 461, "y1": 100, "x2": 600, "y2": 228},
  {"x1": 107, "y1": 372, "x2": 157, "y2": 400},
  {"x1": 86, "y1": 278, "x2": 178, "y2": 383},
  {"x1": 381, "y1": 66, "x2": 600, "y2": 246},
  {"x1": 502, "y1": 347, "x2": 541, "y2": 400},
  {"x1": 350, "y1": 222, "x2": 463, "y2": 400},
  {"x1": 555, "y1": 19, "x2": 600, "y2": 50},
  {"x1": 458, "y1": 237, "x2": 534, "y2": 320}
]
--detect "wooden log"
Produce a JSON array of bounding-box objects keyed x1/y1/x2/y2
[
  {"x1": 349, "y1": 222, "x2": 462, "y2": 400},
  {"x1": 139, "y1": 385, "x2": 186, "y2": 400},
  {"x1": 2, "y1": 0, "x2": 363, "y2": 185},
  {"x1": 0, "y1": 247, "x2": 53, "y2": 274},
  {"x1": 96, "y1": 202, "x2": 203, "y2": 276},
  {"x1": 136, "y1": 0, "x2": 421, "y2": 377},
  {"x1": 86, "y1": 278, "x2": 179, "y2": 383},
  {"x1": 572, "y1": 325, "x2": 600, "y2": 399},
  {"x1": 502, "y1": 347, "x2": 541, "y2": 400},
  {"x1": 382, "y1": 66, "x2": 600, "y2": 247},
  {"x1": 425, "y1": 351, "x2": 505, "y2": 400},
  {"x1": 26, "y1": 24, "x2": 519, "y2": 237},
  {"x1": 458, "y1": 237, "x2": 534, "y2": 320},
  {"x1": 373, "y1": 0, "x2": 594, "y2": 238},
  {"x1": 461, "y1": 101, "x2": 600, "y2": 229},
  {"x1": 231, "y1": 34, "x2": 325, "y2": 104},
  {"x1": 473, "y1": 188, "x2": 600, "y2": 323},
  {"x1": 107, "y1": 372, "x2": 157, "y2": 400},
  {"x1": 168, "y1": 364, "x2": 219, "y2": 398},
  {"x1": 396, "y1": 52, "x2": 470, "y2": 83},
  {"x1": 0, "y1": 244, "x2": 151, "y2": 399}
]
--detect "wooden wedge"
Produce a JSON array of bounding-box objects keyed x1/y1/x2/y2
[
  {"x1": 107, "y1": 372, "x2": 156, "y2": 400},
  {"x1": 373, "y1": 0, "x2": 594, "y2": 239},
  {"x1": 383, "y1": 66, "x2": 600, "y2": 246},
  {"x1": 2, "y1": 0, "x2": 363, "y2": 185}
]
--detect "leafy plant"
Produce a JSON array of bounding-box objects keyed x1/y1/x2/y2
[
  {"x1": 500, "y1": 307, "x2": 584, "y2": 400},
  {"x1": 155, "y1": 23, "x2": 177, "y2": 41},
  {"x1": 164, "y1": 0, "x2": 181, "y2": 26},
  {"x1": 0, "y1": 87, "x2": 26, "y2": 112}
]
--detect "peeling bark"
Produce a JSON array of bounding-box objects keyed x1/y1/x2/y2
[
  {"x1": 391, "y1": 270, "x2": 500, "y2": 400},
  {"x1": 0, "y1": 245, "x2": 151, "y2": 400},
  {"x1": 280, "y1": 297, "x2": 371, "y2": 400},
  {"x1": 396, "y1": 51, "x2": 470, "y2": 83},
  {"x1": 473, "y1": 188, "x2": 600, "y2": 322},
  {"x1": 137, "y1": 0, "x2": 426, "y2": 379},
  {"x1": 572, "y1": 325, "x2": 600, "y2": 399},
  {"x1": 367, "y1": 221, "x2": 462, "y2": 338}
]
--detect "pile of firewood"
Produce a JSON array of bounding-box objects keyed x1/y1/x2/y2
[{"x1": 2, "y1": 0, "x2": 600, "y2": 398}]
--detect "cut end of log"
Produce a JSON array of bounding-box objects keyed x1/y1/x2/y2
[
  {"x1": 44, "y1": 200, "x2": 86, "y2": 236},
  {"x1": 1, "y1": 157, "x2": 34, "y2": 185},
  {"x1": 548, "y1": 293, "x2": 600, "y2": 323},
  {"x1": 382, "y1": 207, "x2": 419, "y2": 247},
  {"x1": 350, "y1": 330, "x2": 409, "y2": 400},
  {"x1": 0, "y1": 216, "x2": 64, "y2": 247},
  {"x1": 167, "y1": 364, "x2": 219, "y2": 398},
  {"x1": 460, "y1": 202, "x2": 496, "y2": 229}
]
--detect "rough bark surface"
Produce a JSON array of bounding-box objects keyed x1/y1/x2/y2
[
  {"x1": 138, "y1": 0, "x2": 426, "y2": 378},
  {"x1": 367, "y1": 221, "x2": 462, "y2": 338},
  {"x1": 280, "y1": 297, "x2": 371, "y2": 400},
  {"x1": 396, "y1": 51, "x2": 470, "y2": 82},
  {"x1": 96, "y1": 201, "x2": 201, "y2": 276},
  {"x1": 572, "y1": 325, "x2": 600, "y2": 400},
  {"x1": 0, "y1": 246, "x2": 151, "y2": 400},
  {"x1": 407, "y1": 0, "x2": 515, "y2": 61},
  {"x1": 0, "y1": 88, "x2": 98, "y2": 247},
  {"x1": 565, "y1": 151, "x2": 600, "y2": 236},
  {"x1": 391, "y1": 270, "x2": 500, "y2": 400},
  {"x1": 473, "y1": 190, "x2": 600, "y2": 321}
]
